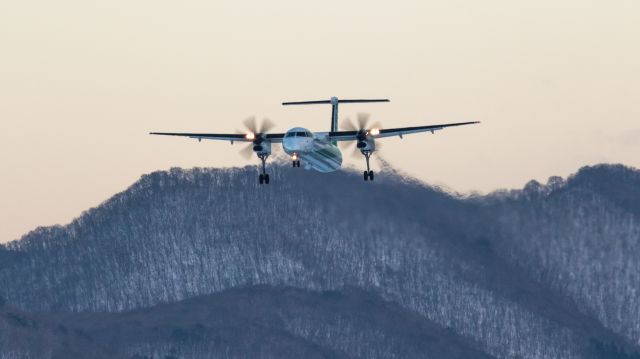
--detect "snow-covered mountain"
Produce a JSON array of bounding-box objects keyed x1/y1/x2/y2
[{"x1": 1, "y1": 164, "x2": 639, "y2": 358}]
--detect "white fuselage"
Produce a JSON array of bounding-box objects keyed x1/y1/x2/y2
[{"x1": 282, "y1": 127, "x2": 342, "y2": 172}]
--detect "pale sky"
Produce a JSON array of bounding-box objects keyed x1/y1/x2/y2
[{"x1": 1, "y1": 0, "x2": 639, "y2": 243}]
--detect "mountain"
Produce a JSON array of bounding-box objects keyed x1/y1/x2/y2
[
  {"x1": 1, "y1": 286, "x2": 490, "y2": 359},
  {"x1": 1, "y1": 164, "x2": 640, "y2": 358},
  {"x1": 57, "y1": 286, "x2": 495, "y2": 359},
  {"x1": 484, "y1": 164, "x2": 640, "y2": 353},
  {"x1": 0, "y1": 298, "x2": 117, "y2": 359}
]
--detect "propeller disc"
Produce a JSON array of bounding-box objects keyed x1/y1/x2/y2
[
  {"x1": 340, "y1": 113, "x2": 383, "y2": 158},
  {"x1": 237, "y1": 116, "x2": 276, "y2": 159}
]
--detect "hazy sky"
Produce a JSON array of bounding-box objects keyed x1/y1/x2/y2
[{"x1": 1, "y1": 0, "x2": 639, "y2": 243}]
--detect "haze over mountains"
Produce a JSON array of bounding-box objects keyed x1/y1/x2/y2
[{"x1": 1, "y1": 164, "x2": 640, "y2": 358}]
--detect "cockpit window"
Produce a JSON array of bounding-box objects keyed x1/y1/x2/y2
[{"x1": 286, "y1": 131, "x2": 311, "y2": 137}]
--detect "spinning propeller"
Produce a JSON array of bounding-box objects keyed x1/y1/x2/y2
[
  {"x1": 238, "y1": 116, "x2": 275, "y2": 159},
  {"x1": 340, "y1": 113, "x2": 383, "y2": 158},
  {"x1": 341, "y1": 113, "x2": 381, "y2": 134}
]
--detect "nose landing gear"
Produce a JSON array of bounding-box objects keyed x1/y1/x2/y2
[
  {"x1": 362, "y1": 151, "x2": 374, "y2": 181},
  {"x1": 291, "y1": 154, "x2": 301, "y2": 167}
]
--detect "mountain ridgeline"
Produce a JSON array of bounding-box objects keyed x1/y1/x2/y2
[{"x1": 1, "y1": 164, "x2": 640, "y2": 359}]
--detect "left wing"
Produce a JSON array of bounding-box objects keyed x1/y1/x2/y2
[
  {"x1": 149, "y1": 132, "x2": 285, "y2": 143},
  {"x1": 326, "y1": 121, "x2": 480, "y2": 141},
  {"x1": 374, "y1": 121, "x2": 480, "y2": 138}
]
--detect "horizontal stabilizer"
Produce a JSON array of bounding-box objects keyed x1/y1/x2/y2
[
  {"x1": 282, "y1": 99, "x2": 389, "y2": 106},
  {"x1": 282, "y1": 97, "x2": 389, "y2": 132}
]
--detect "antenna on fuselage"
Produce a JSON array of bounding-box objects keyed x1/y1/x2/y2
[{"x1": 282, "y1": 97, "x2": 390, "y2": 132}]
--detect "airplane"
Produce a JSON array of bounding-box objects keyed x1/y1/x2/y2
[{"x1": 150, "y1": 97, "x2": 479, "y2": 184}]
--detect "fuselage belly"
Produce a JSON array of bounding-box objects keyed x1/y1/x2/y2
[{"x1": 300, "y1": 143, "x2": 342, "y2": 172}]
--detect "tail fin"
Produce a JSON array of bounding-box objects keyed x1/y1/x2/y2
[{"x1": 282, "y1": 97, "x2": 389, "y2": 132}]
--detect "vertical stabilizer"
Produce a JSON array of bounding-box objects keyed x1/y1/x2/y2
[
  {"x1": 330, "y1": 97, "x2": 339, "y2": 132},
  {"x1": 282, "y1": 97, "x2": 390, "y2": 132}
]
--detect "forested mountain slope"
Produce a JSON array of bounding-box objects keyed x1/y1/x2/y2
[
  {"x1": 485, "y1": 164, "x2": 640, "y2": 350},
  {"x1": 1, "y1": 164, "x2": 639, "y2": 358}
]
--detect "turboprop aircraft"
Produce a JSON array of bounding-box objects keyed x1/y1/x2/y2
[{"x1": 150, "y1": 97, "x2": 479, "y2": 184}]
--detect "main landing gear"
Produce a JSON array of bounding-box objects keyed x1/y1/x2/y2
[
  {"x1": 258, "y1": 154, "x2": 270, "y2": 185},
  {"x1": 362, "y1": 151, "x2": 374, "y2": 181},
  {"x1": 364, "y1": 170, "x2": 374, "y2": 181}
]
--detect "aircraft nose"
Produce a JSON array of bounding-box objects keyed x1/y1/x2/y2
[{"x1": 284, "y1": 138, "x2": 305, "y2": 152}]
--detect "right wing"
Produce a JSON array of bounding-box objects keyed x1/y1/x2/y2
[{"x1": 373, "y1": 121, "x2": 480, "y2": 138}]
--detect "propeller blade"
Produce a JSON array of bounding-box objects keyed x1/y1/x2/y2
[
  {"x1": 243, "y1": 116, "x2": 258, "y2": 134},
  {"x1": 258, "y1": 118, "x2": 275, "y2": 134},
  {"x1": 341, "y1": 117, "x2": 357, "y2": 131},
  {"x1": 356, "y1": 113, "x2": 370, "y2": 129},
  {"x1": 337, "y1": 139, "x2": 359, "y2": 158},
  {"x1": 239, "y1": 143, "x2": 254, "y2": 159}
]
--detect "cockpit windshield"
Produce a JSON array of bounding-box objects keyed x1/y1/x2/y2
[{"x1": 286, "y1": 131, "x2": 311, "y2": 137}]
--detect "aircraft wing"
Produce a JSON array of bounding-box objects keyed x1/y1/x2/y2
[
  {"x1": 149, "y1": 132, "x2": 286, "y2": 143},
  {"x1": 326, "y1": 121, "x2": 480, "y2": 141}
]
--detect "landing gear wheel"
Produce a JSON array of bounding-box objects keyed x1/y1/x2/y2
[
  {"x1": 362, "y1": 151, "x2": 375, "y2": 182},
  {"x1": 292, "y1": 160, "x2": 301, "y2": 168},
  {"x1": 259, "y1": 174, "x2": 264, "y2": 184},
  {"x1": 264, "y1": 174, "x2": 270, "y2": 184}
]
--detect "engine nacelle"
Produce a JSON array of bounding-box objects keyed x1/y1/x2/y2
[
  {"x1": 358, "y1": 138, "x2": 376, "y2": 152},
  {"x1": 253, "y1": 140, "x2": 271, "y2": 155}
]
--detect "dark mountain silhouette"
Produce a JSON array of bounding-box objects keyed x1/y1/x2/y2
[
  {"x1": 50, "y1": 286, "x2": 492, "y2": 359},
  {"x1": 1, "y1": 163, "x2": 639, "y2": 358},
  {"x1": 0, "y1": 298, "x2": 117, "y2": 358},
  {"x1": 2, "y1": 286, "x2": 491, "y2": 359}
]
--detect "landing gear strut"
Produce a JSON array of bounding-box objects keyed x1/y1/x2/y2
[
  {"x1": 292, "y1": 160, "x2": 301, "y2": 167},
  {"x1": 258, "y1": 154, "x2": 270, "y2": 185},
  {"x1": 362, "y1": 151, "x2": 374, "y2": 181}
]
